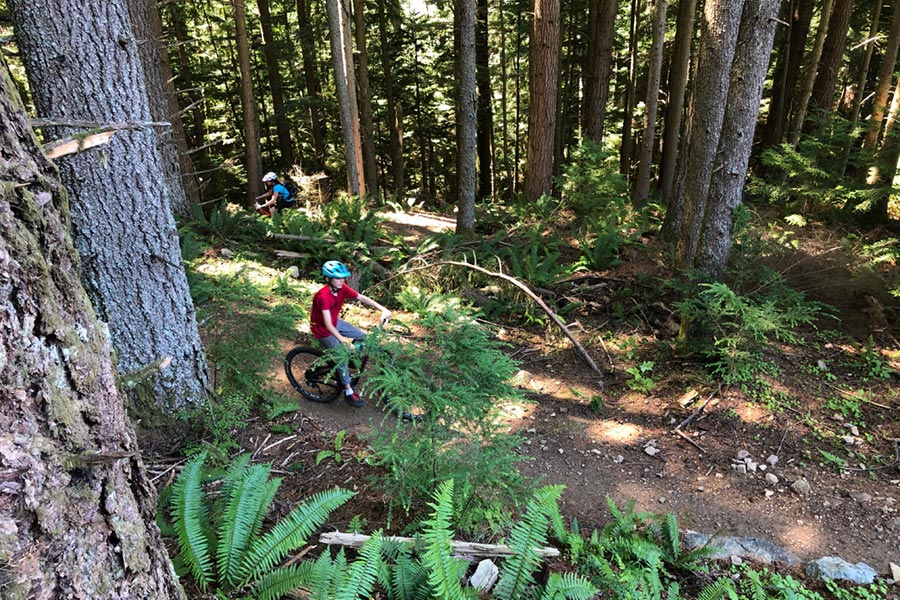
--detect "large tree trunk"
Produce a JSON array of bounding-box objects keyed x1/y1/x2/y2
[
  {"x1": 806, "y1": 0, "x2": 853, "y2": 120},
  {"x1": 846, "y1": 0, "x2": 882, "y2": 146},
  {"x1": 377, "y1": 0, "x2": 404, "y2": 197},
  {"x1": 761, "y1": 0, "x2": 813, "y2": 149},
  {"x1": 258, "y1": 0, "x2": 295, "y2": 171},
  {"x1": 787, "y1": 0, "x2": 833, "y2": 145},
  {"x1": 584, "y1": 0, "x2": 618, "y2": 143},
  {"x1": 658, "y1": 0, "x2": 696, "y2": 200},
  {"x1": 10, "y1": 0, "x2": 209, "y2": 409},
  {"x1": 632, "y1": 0, "x2": 667, "y2": 205},
  {"x1": 353, "y1": 0, "x2": 378, "y2": 196},
  {"x1": 696, "y1": 0, "x2": 780, "y2": 276},
  {"x1": 475, "y1": 0, "x2": 494, "y2": 200},
  {"x1": 662, "y1": 0, "x2": 745, "y2": 268},
  {"x1": 861, "y1": 3, "x2": 900, "y2": 153},
  {"x1": 867, "y1": 79, "x2": 900, "y2": 221},
  {"x1": 0, "y1": 57, "x2": 184, "y2": 600},
  {"x1": 456, "y1": 0, "x2": 477, "y2": 232},
  {"x1": 620, "y1": 0, "x2": 639, "y2": 176},
  {"x1": 128, "y1": 0, "x2": 199, "y2": 212},
  {"x1": 523, "y1": 0, "x2": 561, "y2": 201},
  {"x1": 233, "y1": 0, "x2": 264, "y2": 198},
  {"x1": 326, "y1": 0, "x2": 365, "y2": 196},
  {"x1": 298, "y1": 0, "x2": 328, "y2": 172}
]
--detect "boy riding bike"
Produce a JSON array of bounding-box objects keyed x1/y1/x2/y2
[{"x1": 311, "y1": 260, "x2": 390, "y2": 407}]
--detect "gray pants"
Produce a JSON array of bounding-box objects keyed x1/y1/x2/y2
[{"x1": 318, "y1": 319, "x2": 366, "y2": 385}]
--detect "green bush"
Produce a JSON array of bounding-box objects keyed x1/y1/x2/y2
[
  {"x1": 361, "y1": 305, "x2": 530, "y2": 531},
  {"x1": 159, "y1": 452, "x2": 353, "y2": 599},
  {"x1": 558, "y1": 140, "x2": 628, "y2": 218}
]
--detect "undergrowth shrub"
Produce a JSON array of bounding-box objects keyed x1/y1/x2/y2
[
  {"x1": 558, "y1": 140, "x2": 628, "y2": 218},
  {"x1": 158, "y1": 451, "x2": 353, "y2": 600},
  {"x1": 361, "y1": 304, "x2": 530, "y2": 532}
]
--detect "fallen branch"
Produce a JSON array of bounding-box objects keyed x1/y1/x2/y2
[
  {"x1": 438, "y1": 260, "x2": 605, "y2": 380},
  {"x1": 672, "y1": 428, "x2": 706, "y2": 453},
  {"x1": 319, "y1": 531, "x2": 560, "y2": 560}
]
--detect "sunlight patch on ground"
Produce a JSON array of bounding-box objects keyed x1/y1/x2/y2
[
  {"x1": 776, "y1": 521, "x2": 823, "y2": 555},
  {"x1": 734, "y1": 402, "x2": 769, "y2": 424},
  {"x1": 588, "y1": 420, "x2": 643, "y2": 444}
]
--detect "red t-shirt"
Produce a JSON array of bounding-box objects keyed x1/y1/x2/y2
[{"x1": 310, "y1": 284, "x2": 359, "y2": 338}]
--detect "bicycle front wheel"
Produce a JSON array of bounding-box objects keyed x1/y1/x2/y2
[{"x1": 284, "y1": 346, "x2": 343, "y2": 403}]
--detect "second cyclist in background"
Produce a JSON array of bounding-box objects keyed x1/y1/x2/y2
[{"x1": 310, "y1": 260, "x2": 391, "y2": 407}]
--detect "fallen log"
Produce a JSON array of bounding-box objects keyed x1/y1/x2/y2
[{"x1": 319, "y1": 531, "x2": 560, "y2": 560}]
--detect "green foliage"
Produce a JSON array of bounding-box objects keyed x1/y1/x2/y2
[
  {"x1": 316, "y1": 430, "x2": 347, "y2": 465},
  {"x1": 362, "y1": 306, "x2": 530, "y2": 531},
  {"x1": 161, "y1": 451, "x2": 354, "y2": 598},
  {"x1": 674, "y1": 279, "x2": 823, "y2": 387},
  {"x1": 183, "y1": 202, "x2": 266, "y2": 242},
  {"x1": 852, "y1": 336, "x2": 893, "y2": 380},
  {"x1": 558, "y1": 141, "x2": 629, "y2": 218},
  {"x1": 625, "y1": 361, "x2": 656, "y2": 393}
]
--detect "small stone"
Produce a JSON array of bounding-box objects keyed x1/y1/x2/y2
[
  {"x1": 832, "y1": 413, "x2": 844, "y2": 421},
  {"x1": 747, "y1": 461, "x2": 758, "y2": 472},
  {"x1": 791, "y1": 478, "x2": 811, "y2": 495},
  {"x1": 890, "y1": 562, "x2": 900, "y2": 582},
  {"x1": 849, "y1": 425, "x2": 860, "y2": 436},
  {"x1": 644, "y1": 446, "x2": 660, "y2": 457},
  {"x1": 817, "y1": 359, "x2": 827, "y2": 370},
  {"x1": 842, "y1": 435, "x2": 856, "y2": 445},
  {"x1": 526, "y1": 428, "x2": 536, "y2": 433},
  {"x1": 591, "y1": 448, "x2": 602, "y2": 455},
  {"x1": 287, "y1": 265, "x2": 300, "y2": 279},
  {"x1": 613, "y1": 455, "x2": 624, "y2": 464},
  {"x1": 731, "y1": 555, "x2": 743, "y2": 566},
  {"x1": 849, "y1": 491, "x2": 873, "y2": 503},
  {"x1": 558, "y1": 448, "x2": 564, "y2": 455},
  {"x1": 766, "y1": 455, "x2": 779, "y2": 466},
  {"x1": 766, "y1": 473, "x2": 779, "y2": 485},
  {"x1": 469, "y1": 559, "x2": 499, "y2": 592},
  {"x1": 219, "y1": 248, "x2": 235, "y2": 258},
  {"x1": 765, "y1": 489, "x2": 775, "y2": 498},
  {"x1": 737, "y1": 450, "x2": 751, "y2": 460},
  {"x1": 736, "y1": 464, "x2": 747, "y2": 475},
  {"x1": 759, "y1": 464, "x2": 767, "y2": 471},
  {"x1": 658, "y1": 496, "x2": 666, "y2": 504}
]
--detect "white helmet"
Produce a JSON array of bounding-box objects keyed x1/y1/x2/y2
[{"x1": 262, "y1": 172, "x2": 278, "y2": 182}]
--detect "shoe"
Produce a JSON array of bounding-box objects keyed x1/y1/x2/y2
[{"x1": 345, "y1": 392, "x2": 365, "y2": 408}]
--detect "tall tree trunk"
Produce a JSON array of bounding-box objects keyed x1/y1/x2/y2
[
  {"x1": 128, "y1": 0, "x2": 199, "y2": 212},
  {"x1": 807, "y1": 0, "x2": 853, "y2": 119},
  {"x1": 662, "y1": 0, "x2": 745, "y2": 268},
  {"x1": 787, "y1": 0, "x2": 833, "y2": 145},
  {"x1": 353, "y1": 0, "x2": 378, "y2": 195},
  {"x1": 498, "y1": 0, "x2": 511, "y2": 192},
  {"x1": 513, "y1": 7, "x2": 523, "y2": 193},
  {"x1": 867, "y1": 79, "x2": 900, "y2": 221},
  {"x1": 377, "y1": 0, "x2": 404, "y2": 197},
  {"x1": 475, "y1": 0, "x2": 494, "y2": 200},
  {"x1": 523, "y1": 0, "x2": 561, "y2": 201},
  {"x1": 258, "y1": 0, "x2": 295, "y2": 170},
  {"x1": 413, "y1": 27, "x2": 431, "y2": 201},
  {"x1": 0, "y1": 59, "x2": 185, "y2": 600},
  {"x1": 10, "y1": 0, "x2": 210, "y2": 408},
  {"x1": 457, "y1": 0, "x2": 477, "y2": 232},
  {"x1": 761, "y1": 0, "x2": 813, "y2": 148},
  {"x1": 298, "y1": 0, "x2": 327, "y2": 171},
  {"x1": 326, "y1": 0, "x2": 365, "y2": 195},
  {"x1": 848, "y1": 0, "x2": 883, "y2": 140},
  {"x1": 633, "y1": 0, "x2": 666, "y2": 205},
  {"x1": 233, "y1": 0, "x2": 263, "y2": 198},
  {"x1": 584, "y1": 0, "x2": 618, "y2": 143},
  {"x1": 861, "y1": 2, "x2": 900, "y2": 153},
  {"x1": 620, "y1": 0, "x2": 639, "y2": 176},
  {"x1": 696, "y1": 0, "x2": 780, "y2": 276},
  {"x1": 659, "y1": 0, "x2": 696, "y2": 200}
]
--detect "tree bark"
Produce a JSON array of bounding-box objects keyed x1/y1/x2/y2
[
  {"x1": 326, "y1": 0, "x2": 365, "y2": 195},
  {"x1": 353, "y1": 0, "x2": 378, "y2": 195},
  {"x1": 787, "y1": 0, "x2": 833, "y2": 145},
  {"x1": 297, "y1": 0, "x2": 328, "y2": 172},
  {"x1": 807, "y1": 0, "x2": 853, "y2": 119},
  {"x1": 456, "y1": 0, "x2": 477, "y2": 232},
  {"x1": 475, "y1": 0, "x2": 494, "y2": 200},
  {"x1": 659, "y1": 0, "x2": 696, "y2": 200},
  {"x1": 10, "y1": 0, "x2": 210, "y2": 408},
  {"x1": 523, "y1": 0, "x2": 561, "y2": 201},
  {"x1": 620, "y1": 0, "x2": 639, "y2": 176},
  {"x1": 0, "y1": 56, "x2": 184, "y2": 600},
  {"x1": 867, "y1": 79, "x2": 900, "y2": 221},
  {"x1": 633, "y1": 0, "x2": 667, "y2": 205},
  {"x1": 233, "y1": 0, "x2": 264, "y2": 198},
  {"x1": 377, "y1": 0, "x2": 404, "y2": 198},
  {"x1": 584, "y1": 0, "x2": 618, "y2": 143},
  {"x1": 128, "y1": 0, "x2": 199, "y2": 213},
  {"x1": 662, "y1": 0, "x2": 745, "y2": 268},
  {"x1": 258, "y1": 0, "x2": 295, "y2": 171},
  {"x1": 696, "y1": 0, "x2": 780, "y2": 277}
]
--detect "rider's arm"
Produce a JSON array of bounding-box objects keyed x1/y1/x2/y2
[
  {"x1": 320, "y1": 308, "x2": 350, "y2": 344},
  {"x1": 259, "y1": 190, "x2": 280, "y2": 210},
  {"x1": 357, "y1": 294, "x2": 391, "y2": 322}
]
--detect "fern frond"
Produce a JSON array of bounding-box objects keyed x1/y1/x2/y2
[
  {"x1": 695, "y1": 576, "x2": 737, "y2": 600},
  {"x1": 421, "y1": 481, "x2": 467, "y2": 600},
  {"x1": 334, "y1": 531, "x2": 384, "y2": 600},
  {"x1": 239, "y1": 487, "x2": 354, "y2": 585},
  {"x1": 537, "y1": 572, "x2": 598, "y2": 600},
  {"x1": 212, "y1": 453, "x2": 253, "y2": 517},
  {"x1": 170, "y1": 451, "x2": 214, "y2": 590},
  {"x1": 387, "y1": 547, "x2": 427, "y2": 600},
  {"x1": 493, "y1": 485, "x2": 563, "y2": 600},
  {"x1": 744, "y1": 570, "x2": 767, "y2": 600},
  {"x1": 253, "y1": 563, "x2": 315, "y2": 600},
  {"x1": 661, "y1": 513, "x2": 680, "y2": 560},
  {"x1": 217, "y1": 463, "x2": 270, "y2": 586},
  {"x1": 308, "y1": 551, "x2": 337, "y2": 600}
]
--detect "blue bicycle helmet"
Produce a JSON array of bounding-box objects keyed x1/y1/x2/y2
[{"x1": 322, "y1": 260, "x2": 352, "y2": 279}]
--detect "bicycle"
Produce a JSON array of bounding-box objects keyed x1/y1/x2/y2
[{"x1": 283, "y1": 320, "x2": 421, "y2": 421}]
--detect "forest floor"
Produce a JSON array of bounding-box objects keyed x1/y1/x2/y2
[{"x1": 148, "y1": 209, "x2": 900, "y2": 580}]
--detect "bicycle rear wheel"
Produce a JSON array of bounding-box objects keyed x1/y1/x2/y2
[{"x1": 284, "y1": 346, "x2": 343, "y2": 402}]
